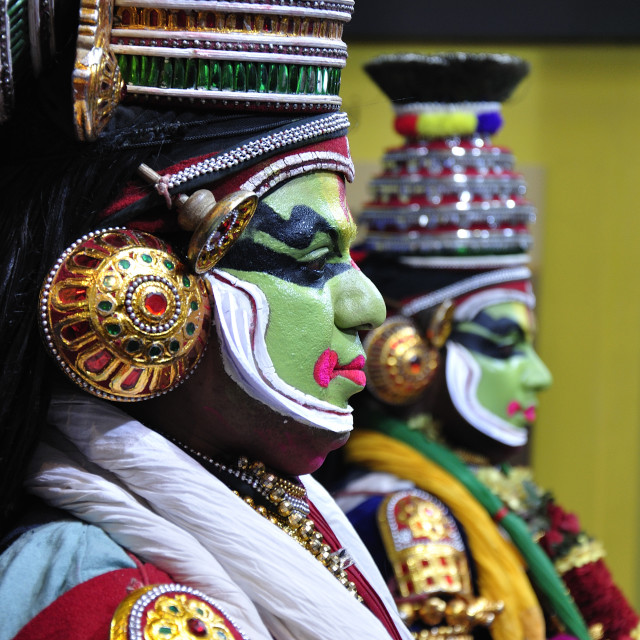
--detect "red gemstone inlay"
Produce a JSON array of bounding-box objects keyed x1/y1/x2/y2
[
  {"x1": 61, "y1": 320, "x2": 91, "y2": 343},
  {"x1": 187, "y1": 618, "x2": 208, "y2": 637},
  {"x1": 218, "y1": 215, "x2": 234, "y2": 235},
  {"x1": 84, "y1": 349, "x2": 113, "y2": 373},
  {"x1": 144, "y1": 292, "x2": 168, "y2": 316},
  {"x1": 73, "y1": 253, "x2": 101, "y2": 268},
  {"x1": 121, "y1": 368, "x2": 143, "y2": 390},
  {"x1": 59, "y1": 287, "x2": 87, "y2": 304}
]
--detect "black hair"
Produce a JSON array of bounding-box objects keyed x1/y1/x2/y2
[{"x1": 0, "y1": 106, "x2": 161, "y2": 533}]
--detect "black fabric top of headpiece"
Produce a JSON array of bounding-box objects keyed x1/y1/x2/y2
[{"x1": 364, "y1": 53, "x2": 530, "y2": 104}]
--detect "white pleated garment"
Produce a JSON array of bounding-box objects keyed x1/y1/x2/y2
[{"x1": 26, "y1": 394, "x2": 411, "y2": 640}]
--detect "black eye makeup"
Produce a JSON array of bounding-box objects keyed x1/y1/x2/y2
[
  {"x1": 218, "y1": 201, "x2": 351, "y2": 288},
  {"x1": 450, "y1": 311, "x2": 528, "y2": 360}
]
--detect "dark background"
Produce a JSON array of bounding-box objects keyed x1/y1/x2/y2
[{"x1": 346, "y1": 1, "x2": 640, "y2": 43}]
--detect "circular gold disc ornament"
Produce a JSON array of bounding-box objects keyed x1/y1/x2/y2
[
  {"x1": 110, "y1": 583, "x2": 246, "y2": 640},
  {"x1": 40, "y1": 228, "x2": 211, "y2": 401},
  {"x1": 364, "y1": 318, "x2": 439, "y2": 406}
]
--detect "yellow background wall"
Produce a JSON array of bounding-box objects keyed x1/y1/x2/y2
[{"x1": 343, "y1": 42, "x2": 640, "y2": 606}]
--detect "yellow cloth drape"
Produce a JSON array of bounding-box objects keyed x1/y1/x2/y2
[{"x1": 346, "y1": 430, "x2": 545, "y2": 640}]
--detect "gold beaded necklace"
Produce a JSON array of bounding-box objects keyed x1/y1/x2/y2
[{"x1": 166, "y1": 438, "x2": 362, "y2": 602}]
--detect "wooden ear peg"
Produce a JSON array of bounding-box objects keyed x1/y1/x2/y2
[{"x1": 176, "y1": 190, "x2": 218, "y2": 232}]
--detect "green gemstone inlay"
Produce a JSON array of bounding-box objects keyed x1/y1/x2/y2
[
  {"x1": 235, "y1": 62, "x2": 247, "y2": 92},
  {"x1": 197, "y1": 59, "x2": 210, "y2": 89},
  {"x1": 258, "y1": 63, "x2": 268, "y2": 93},
  {"x1": 173, "y1": 58, "x2": 186, "y2": 89},
  {"x1": 222, "y1": 62, "x2": 234, "y2": 91},
  {"x1": 159, "y1": 627, "x2": 172, "y2": 636},
  {"x1": 160, "y1": 57, "x2": 173, "y2": 88},
  {"x1": 118, "y1": 54, "x2": 130, "y2": 83},
  {"x1": 140, "y1": 56, "x2": 149, "y2": 86},
  {"x1": 319, "y1": 68, "x2": 328, "y2": 94},
  {"x1": 186, "y1": 58, "x2": 198, "y2": 89},
  {"x1": 277, "y1": 65, "x2": 288, "y2": 93},
  {"x1": 210, "y1": 62, "x2": 221, "y2": 90},
  {"x1": 247, "y1": 63, "x2": 258, "y2": 92},
  {"x1": 119, "y1": 259, "x2": 131, "y2": 270},
  {"x1": 190, "y1": 301, "x2": 198, "y2": 311},
  {"x1": 183, "y1": 276, "x2": 191, "y2": 287},
  {"x1": 268, "y1": 64, "x2": 278, "y2": 93},
  {"x1": 168, "y1": 605, "x2": 179, "y2": 614},
  {"x1": 141, "y1": 254, "x2": 152, "y2": 263},
  {"x1": 148, "y1": 56, "x2": 160, "y2": 87},
  {"x1": 106, "y1": 323, "x2": 121, "y2": 336},
  {"x1": 169, "y1": 340, "x2": 180, "y2": 353},
  {"x1": 297, "y1": 66, "x2": 308, "y2": 94},
  {"x1": 98, "y1": 300, "x2": 113, "y2": 312},
  {"x1": 306, "y1": 66, "x2": 316, "y2": 94},
  {"x1": 186, "y1": 322, "x2": 196, "y2": 336},
  {"x1": 149, "y1": 345, "x2": 162, "y2": 358},
  {"x1": 130, "y1": 56, "x2": 140, "y2": 84},
  {"x1": 288, "y1": 65, "x2": 299, "y2": 94},
  {"x1": 163, "y1": 260, "x2": 174, "y2": 270},
  {"x1": 332, "y1": 68, "x2": 341, "y2": 94}
]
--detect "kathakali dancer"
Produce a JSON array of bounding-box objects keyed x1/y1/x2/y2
[
  {"x1": 0, "y1": 2, "x2": 413, "y2": 639},
  {"x1": 334, "y1": 53, "x2": 639, "y2": 640}
]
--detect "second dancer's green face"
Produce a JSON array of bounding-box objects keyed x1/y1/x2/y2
[{"x1": 453, "y1": 301, "x2": 552, "y2": 431}]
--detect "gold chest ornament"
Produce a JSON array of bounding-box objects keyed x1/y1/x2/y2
[{"x1": 378, "y1": 489, "x2": 503, "y2": 640}]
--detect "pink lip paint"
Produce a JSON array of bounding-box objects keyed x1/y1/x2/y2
[
  {"x1": 507, "y1": 400, "x2": 521, "y2": 417},
  {"x1": 313, "y1": 349, "x2": 366, "y2": 388},
  {"x1": 506, "y1": 400, "x2": 536, "y2": 423}
]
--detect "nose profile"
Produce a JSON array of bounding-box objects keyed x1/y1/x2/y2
[
  {"x1": 522, "y1": 345, "x2": 553, "y2": 391},
  {"x1": 332, "y1": 268, "x2": 386, "y2": 332}
]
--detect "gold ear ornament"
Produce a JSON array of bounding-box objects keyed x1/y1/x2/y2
[
  {"x1": 364, "y1": 318, "x2": 439, "y2": 406},
  {"x1": 39, "y1": 228, "x2": 211, "y2": 401}
]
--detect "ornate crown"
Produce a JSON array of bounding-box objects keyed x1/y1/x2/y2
[
  {"x1": 359, "y1": 53, "x2": 534, "y2": 266},
  {"x1": 2, "y1": 0, "x2": 354, "y2": 140}
]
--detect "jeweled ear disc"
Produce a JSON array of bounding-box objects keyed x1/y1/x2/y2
[
  {"x1": 39, "y1": 228, "x2": 211, "y2": 401},
  {"x1": 183, "y1": 190, "x2": 258, "y2": 274},
  {"x1": 364, "y1": 318, "x2": 439, "y2": 406}
]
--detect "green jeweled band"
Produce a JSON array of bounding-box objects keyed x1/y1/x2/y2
[{"x1": 118, "y1": 54, "x2": 342, "y2": 103}]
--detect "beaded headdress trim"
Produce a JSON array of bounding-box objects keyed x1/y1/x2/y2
[
  {"x1": 400, "y1": 266, "x2": 532, "y2": 318},
  {"x1": 161, "y1": 111, "x2": 351, "y2": 190}
]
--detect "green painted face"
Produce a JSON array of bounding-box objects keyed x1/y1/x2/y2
[
  {"x1": 453, "y1": 301, "x2": 552, "y2": 430},
  {"x1": 217, "y1": 171, "x2": 386, "y2": 409}
]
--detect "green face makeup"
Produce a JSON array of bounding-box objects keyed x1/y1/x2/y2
[
  {"x1": 452, "y1": 301, "x2": 552, "y2": 430},
  {"x1": 217, "y1": 171, "x2": 385, "y2": 409}
]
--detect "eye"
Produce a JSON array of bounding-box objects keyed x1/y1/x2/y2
[
  {"x1": 496, "y1": 343, "x2": 517, "y2": 358},
  {"x1": 300, "y1": 249, "x2": 331, "y2": 280},
  {"x1": 305, "y1": 255, "x2": 328, "y2": 275}
]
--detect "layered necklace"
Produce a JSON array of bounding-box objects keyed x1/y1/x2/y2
[{"x1": 166, "y1": 436, "x2": 362, "y2": 602}]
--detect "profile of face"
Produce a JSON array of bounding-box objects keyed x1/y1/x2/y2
[
  {"x1": 217, "y1": 171, "x2": 385, "y2": 415},
  {"x1": 444, "y1": 300, "x2": 553, "y2": 450}
]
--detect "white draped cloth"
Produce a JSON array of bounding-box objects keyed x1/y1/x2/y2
[{"x1": 25, "y1": 394, "x2": 411, "y2": 640}]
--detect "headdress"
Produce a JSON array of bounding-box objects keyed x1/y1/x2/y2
[
  {"x1": 0, "y1": 0, "x2": 356, "y2": 520},
  {"x1": 359, "y1": 53, "x2": 537, "y2": 421}
]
